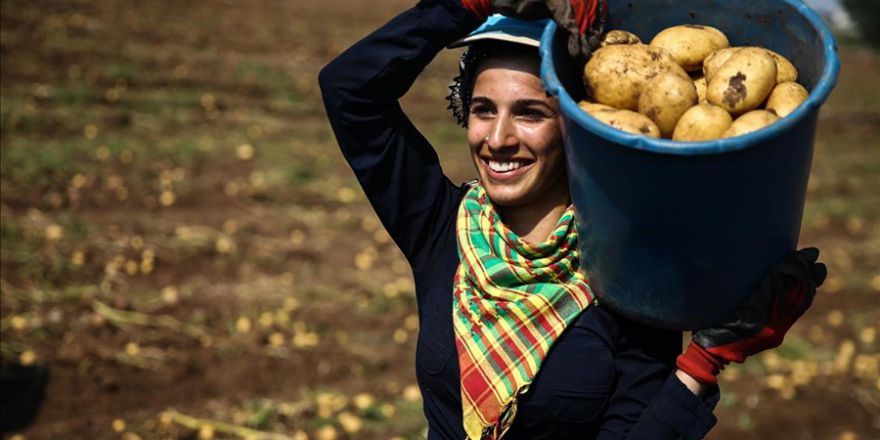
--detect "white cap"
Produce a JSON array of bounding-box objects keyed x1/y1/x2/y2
[{"x1": 448, "y1": 14, "x2": 550, "y2": 49}]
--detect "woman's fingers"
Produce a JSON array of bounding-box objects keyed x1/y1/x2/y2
[
  {"x1": 810, "y1": 262, "x2": 828, "y2": 287},
  {"x1": 798, "y1": 247, "x2": 820, "y2": 264}
]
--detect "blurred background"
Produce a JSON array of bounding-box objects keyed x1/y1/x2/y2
[{"x1": 0, "y1": 0, "x2": 877, "y2": 439}]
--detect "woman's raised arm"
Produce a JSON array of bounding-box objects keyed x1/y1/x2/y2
[{"x1": 318, "y1": 1, "x2": 479, "y2": 267}]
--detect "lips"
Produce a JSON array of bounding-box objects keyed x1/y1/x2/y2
[{"x1": 481, "y1": 158, "x2": 534, "y2": 181}]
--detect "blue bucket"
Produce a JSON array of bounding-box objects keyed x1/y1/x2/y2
[{"x1": 539, "y1": 0, "x2": 839, "y2": 329}]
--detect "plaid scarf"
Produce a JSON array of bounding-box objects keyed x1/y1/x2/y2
[{"x1": 453, "y1": 183, "x2": 595, "y2": 439}]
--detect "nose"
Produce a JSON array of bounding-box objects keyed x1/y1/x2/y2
[{"x1": 486, "y1": 116, "x2": 517, "y2": 152}]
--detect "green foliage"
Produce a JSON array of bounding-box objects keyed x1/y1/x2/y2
[
  {"x1": 285, "y1": 163, "x2": 316, "y2": 185},
  {"x1": 52, "y1": 83, "x2": 97, "y2": 105},
  {"x1": 244, "y1": 400, "x2": 277, "y2": 430},
  {"x1": 104, "y1": 63, "x2": 137, "y2": 81}
]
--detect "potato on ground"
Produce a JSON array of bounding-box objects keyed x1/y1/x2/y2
[
  {"x1": 707, "y1": 47, "x2": 778, "y2": 114},
  {"x1": 584, "y1": 44, "x2": 689, "y2": 111},
  {"x1": 638, "y1": 72, "x2": 698, "y2": 137},
  {"x1": 650, "y1": 24, "x2": 730, "y2": 72},
  {"x1": 600, "y1": 30, "x2": 642, "y2": 47},
  {"x1": 672, "y1": 103, "x2": 733, "y2": 141},
  {"x1": 766, "y1": 81, "x2": 809, "y2": 117},
  {"x1": 722, "y1": 110, "x2": 780, "y2": 138},
  {"x1": 764, "y1": 49, "x2": 798, "y2": 83},
  {"x1": 703, "y1": 47, "x2": 742, "y2": 80},
  {"x1": 578, "y1": 100, "x2": 661, "y2": 138}
]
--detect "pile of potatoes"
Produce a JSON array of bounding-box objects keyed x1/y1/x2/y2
[{"x1": 579, "y1": 25, "x2": 809, "y2": 142}]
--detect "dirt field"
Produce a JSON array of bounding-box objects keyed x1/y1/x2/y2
[{"x1": 1, "y1": 1, "x2": 878, "y2": 439}]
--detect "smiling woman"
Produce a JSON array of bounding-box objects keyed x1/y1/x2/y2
[
  {"x1": 318, "y1": 1, "x2": 824, "y2": 439},
  {"x1": 317, "y1": 3, "x2": 713, "y2": 438}
]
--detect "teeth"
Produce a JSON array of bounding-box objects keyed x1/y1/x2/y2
[{"x1": 488, "y1": 160, "x2": 524, "y2": 172}]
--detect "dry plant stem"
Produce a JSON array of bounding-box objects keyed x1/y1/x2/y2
[
  {"x1": 163, "y1": 409, "x2": 292, "y2": 440},
  {"x1": 113, "y1": 353, "x2": 152, "y2": 369},
  {"x1": 91, "y1": 300, "x2": 206, "y2": 339}
]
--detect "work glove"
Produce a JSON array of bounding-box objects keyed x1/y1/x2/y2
[
  {"x1": 676, "y1": 247, "x2": 827, "y2": 385},
  {"x1": 460, "y1": 0, "x2": 607, "y2": 59}
]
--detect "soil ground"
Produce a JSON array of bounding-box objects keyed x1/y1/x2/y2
[{"x1": 1, "y1": 1, "x2": 878, "y2": 439}]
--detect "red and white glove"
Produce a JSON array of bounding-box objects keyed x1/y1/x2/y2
[
  {"x1": 460, "y1": 0, "x2": 607, "y2": 58},
  {"x1": 677, "y1": 248, "x2": 827, "y2": 384}
]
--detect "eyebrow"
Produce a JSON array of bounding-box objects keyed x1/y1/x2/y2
[
  {"x1": 470, "y1": 96, "x2": 555, "y2": 110},
  {"x1": 516, "y1": 99, "x2": 555, "y2": 110}
]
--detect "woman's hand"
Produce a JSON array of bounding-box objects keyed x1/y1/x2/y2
[
  {"x1": 676, "y1": 248, "x2": 827, "y2": 385},
  {"x1": 460, "y1": 0, "x2": 607, "y2": 58}
]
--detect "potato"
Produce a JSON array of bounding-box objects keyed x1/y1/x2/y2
[
  {"x1": 702, "y1": 47, "x2": 741, "y2": 79},
  {"x1": 600, "y1": 30, "x2": 642, "y2": 47},
  {"x1": 765, "y1": 81, "x2": 808, "y2": 117},
  {"x1": 693, "y1": 76, "x2": 708, "y2": 103},
  {"x1": 672, "y1": 103, "x2": 733, "y2": 141},
  {"x1": 638, "y1": 72, "x2": 698, "y2": 137},
  {"x1": 578, "y1": 101, "x2": 613, "y2": 113},
  {"x1": 584, "y1": 44, "x2": 689, "y2": 111},
  {"x1": 707, "y1": 47, "x2": 777, "y2": 114},
  {"x1": 764, "y1": 49, "x2": 798, "y2": 83},
  {"x1": 578, "y1": 100, "x2": 661, "y2": 138},
  {"x1": 650, "y1": 25, "x2": 730, "y2": 71},
  {"x1": 700, "y1": 26, "x2": 730, "y2": 48},
  {"x1": 722, "y1": 110, "x2": 780, "y2": 138}
]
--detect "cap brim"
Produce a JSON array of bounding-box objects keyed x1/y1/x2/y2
[{"x1": 448, "y1": 31, "x2": 541, "y2": 49}]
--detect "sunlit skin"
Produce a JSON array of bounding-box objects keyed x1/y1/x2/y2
[{"x1": 467, "y1": 55, "x2": 571, "y2": 244}]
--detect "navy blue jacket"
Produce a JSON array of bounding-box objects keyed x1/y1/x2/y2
[{"x1": 319, "y1": 1, "x2": 719, "y2": 438}]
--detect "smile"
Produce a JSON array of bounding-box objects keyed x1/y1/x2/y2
[
  {"x1": 482, "y1": 158, "x2": 534, "y2": 181},
  {"x1": 488, "y1": 160, "x2": 525, "y2": 172}
]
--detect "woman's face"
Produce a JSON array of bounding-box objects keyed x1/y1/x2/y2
[{"x1": 467, "y1": 55, "x2": 568, "y2": 208}]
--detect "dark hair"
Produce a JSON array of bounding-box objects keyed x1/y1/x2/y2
[{"x1": 446, "y1": 41, "x2": 540, "y2": 128}]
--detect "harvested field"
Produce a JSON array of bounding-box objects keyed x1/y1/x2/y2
[{"x1": 1, "y1": 1, "x2": 878, "y2": 439}]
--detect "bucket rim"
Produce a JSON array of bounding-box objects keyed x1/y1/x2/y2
[{"x1": 539, "y1": 0, "x2": 841, "y2": 156}]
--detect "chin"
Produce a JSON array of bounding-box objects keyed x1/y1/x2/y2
[{"x1": 483, "y1": 185, "x2": 530, "y2": 208}]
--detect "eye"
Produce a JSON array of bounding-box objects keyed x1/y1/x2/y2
[
  {"x1": 517, "y1": 107, "x2": 551, "y2": 121},
  {"x1": 470, "y1": 104, "x2": 495, "y2": 118}
]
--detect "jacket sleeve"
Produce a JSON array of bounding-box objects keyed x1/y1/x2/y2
[
  {"x1": 623, "y1": 375, "x2": 720, "y2": 439},
  {"x1": 598, "y1": 314, "x2": 720, "y2": 440},
  {"x1": 318, "y1": 1, "x2": 480, "y2": 267}
]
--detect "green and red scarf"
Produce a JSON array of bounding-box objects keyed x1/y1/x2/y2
[{"x1": 453, "y1": 183, "x2": 595, "y2": 439}]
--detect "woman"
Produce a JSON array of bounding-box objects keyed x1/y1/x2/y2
[{"x1": 319, "y1": 1, "x2": 825, "y2": 439}]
